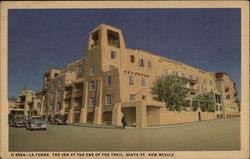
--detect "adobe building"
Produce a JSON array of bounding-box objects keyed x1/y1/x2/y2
[{"x1": 37, "y1": 24, "x2": 240, "y2": 127}]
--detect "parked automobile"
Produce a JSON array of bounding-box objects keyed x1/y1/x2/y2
[
  {"x1": 53, "y1": 114, "x2": 68, "y2": 125},
  {"x1": 9, "y1": 115, "x2": 26, "y2": 127},
  {"x1": 26, "y1": 116, "x2": 47, "y2": 130}
]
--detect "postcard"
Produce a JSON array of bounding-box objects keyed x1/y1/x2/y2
[{"x1": 0, "y1": 1, "x2": 249, "y2": 159}]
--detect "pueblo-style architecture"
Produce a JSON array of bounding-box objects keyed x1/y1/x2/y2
[{"x1": 20, "y1": 24, "x2": 240, "y2": 127}]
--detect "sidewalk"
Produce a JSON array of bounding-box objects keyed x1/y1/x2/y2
[{"x1": 71, "y1": 118, "x2": 240, "y2": 129}]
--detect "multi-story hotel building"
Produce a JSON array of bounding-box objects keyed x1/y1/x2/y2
[{"x1": 35, "y1": 24, "x2": 240, "y2": 127}]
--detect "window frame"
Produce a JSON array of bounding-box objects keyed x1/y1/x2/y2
[
  {"x1": 129, "y1": 76, "x2": 135, "y2": 86},
  {"x1": 107, "y1": 76, "x2": 112, "y2": 86},
  {"x1": 105, "y1": 94, "x2": 112, "y2": 105}
]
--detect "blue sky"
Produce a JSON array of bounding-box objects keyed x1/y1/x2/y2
[{"x1": 8, "y1": 9, "x2": 241, "y2": 98}]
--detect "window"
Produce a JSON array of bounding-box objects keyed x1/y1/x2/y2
[
  {"x1": 203, "y1": 79, "x2": 207, "y2": 85},
  {"x1": 204, "y1": 87, "x2": 208, "y2": 91},
  {"x1": 107, "y1": 76, "x2": 112, "y2": 86},
  {"x1": 129, "y1": 76, "x2": 135, "y2": 85},
  {"x1": 129, "y1": 94, "x2": 136, "y2": 101},
  {"x1": 142, "y1": 95, "x2": 147, "y2": 100},
  {"x1": 78, "y1": 64, "x2": 83, "y2": 72},
  {"x1": 58, "y1": 79, "x2": 62, "y2": 86},
  {"x1": 110, "y1": 65, "x2": 116, "y2": 70},
  {"x1": 189, "y1": 75, "x2": 193, "y2": 80},
  {"x1": 175, "y1": 72, "x2": 179, "y2": 77},
  {"x1": 50, "y1": 92, "x2": 54, "y2": 100},
  {"x1": 89, "y1": 97, "x2": 95, "y2": 107},
  {"x1": 130, "y1": 55, "x2": 135, "y2": 63},
  {"x1": 147, "y1": 61, "x2": 152, "y2": 69},
  {"x1": 49, "y1": 104, "x2": 53, "y2": 112},
  {"x1": 142, "y1": 78, "x2": 147, "y2": 88},
  {"x1": 196, "y1": 77, "x2": 200, "y2": 84},
  {"x1": 105, "y1": 94, "x2": 112, "y2": 105},
  {"x1": 90, "y1": 80, "x2": 96, "y2": 90},
  {"x1": 90, "y1": 66, "x2": 96, "y2": 75},
  {"x1": 57, "y1": 103, "x2": 62, "y2": 112},
  {"x1": 51, "y1": 83, "x2": 54, "y2": 89},
  {"x1": 182, "y1": 73, "x2": 186, "y2": 78},
  {"x1": 111, "y1": 51, "x2": 116, "y2": 59},
  {"x1": 138, "y1": 59, "x2": 144, "y2": 67},
  {"x1": 58, "y1": 90, "x2": 62, "y2": 100}
]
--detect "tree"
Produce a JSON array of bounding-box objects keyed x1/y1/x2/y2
[
  {"x1": 194, "y1": 92, "x2": 215, "y2": 112},
  {"x1": 151, "y1": 75, "x2": 189, "y2": 111}
]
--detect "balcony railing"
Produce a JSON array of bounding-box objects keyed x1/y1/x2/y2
[
  {"x1": 91, "y1": 42, "x2": 99, "y2": 48},
  {"x1": 74, "y1": 107, "x2": 81, "y2": 112},
  {"x1": 75, "y1": 90, "x2": 83, "y2": 97},
  {"x1": 65, "y1": 93, "x2": 72, "y2": 99},
  {"x1": 64, "y1": 107, "x2": 70, "y2": 112},
  {"x1": 19, "y1": 101, "x2": 25, "y2": 105}
]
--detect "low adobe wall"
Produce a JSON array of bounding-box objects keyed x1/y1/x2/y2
[{"x1": 147, "y1": 107, "x2": 216, "y2": 126}]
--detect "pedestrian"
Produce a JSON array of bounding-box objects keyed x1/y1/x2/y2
[{"x1": 121, "y1": 115, "x2": 127, "y2": 129}]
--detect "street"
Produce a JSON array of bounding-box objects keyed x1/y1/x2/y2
[{"x1": 9, "y1": 118, "x2": 240, "y2": 151}]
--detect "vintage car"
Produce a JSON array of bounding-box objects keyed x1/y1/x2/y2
[
  {"x1": 26, "y1": 116, "x2": 47, "y2": 130},
  {"x1": 9, "y1": 115, "x2": 26, "y2": 127},
  {"x1": 52, "y1": 114, "x2": 68, "y2": 125}
]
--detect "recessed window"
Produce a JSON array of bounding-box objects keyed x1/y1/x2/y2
[
  {"x1": 111, "y1": 51, "x2": 116, "y2": 59},
  {"x1": 89, "y1": 97, "x2": 95, "y2": 107},
  {"x1": 58, "y1": 90, "x2": 62, "y2": 100},
  {"x1": 78, "y1": 64, "x2": 83, "y2": 72},
  {"x1": 130, "y1": 55, "x2": 135, "y2": 63},
  {"x1": 57, "y1": 103, "x2": 62, "y2": 112},
  {"x1": 129, "y1": 94, "x2": 136, "y2": 101},
  {"x1": 139, "y1": 59, "x2": 144, "y2": 67},
  {"x1": 49, "y1": 104, "x2": 53, "y2": 112},
  {"x1": 142, "y1": 95, "x2": 147, "y2": 100},
  {"x1": 51, "y1": 83, "x2": 54, "y2": 89},
  {"x1": 110, "y1": 65, "x2": 116, "y2": 70},
  {"x1": 182, "y1": 73, "x2": 186, "y2": 78},
  {"x1": 142, "y1": 78, "x2": 147, "y2": 88},
  {"x1": 105, "y1": 94, "x2": 112, "y2": 105},
  {"x1": 147, "y1": 61, "x2": 152, "y2": 69},
  {"x1": 58, "y1": 79, "x2": 62, "y2": 86},
  {"x1": 90, "y1": 66, "x2": 96, "y2": 75},
  {"x1": 203, "y1": 79, "x2": 207, "y2": 85},
  {"x1": 107, "y1": 76, "x2": 112, "y2": 86},
  {"x1": 50, "y1": 92, "x2": 54, "y2": 100},
  {"x1": 90, "y1": 80, "x2": 96, "y2": 91},
  {"x1": 129, "y1": 76, "x2": 135, "y2": 86}
]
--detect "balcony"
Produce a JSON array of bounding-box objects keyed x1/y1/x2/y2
[
  {"x1": 64, "y1": 93, "x2": 72, "y2": 99},
  {"x1": 75, "y1": 90, "x2": 83, "y2": 97},
  {"x1": 64, "y1": 107, "x2": 70, "y2": 113},
  {"x1": 189, "y1": 79, "x2": 197, "y2": 85},
  {"x1": 19, "y1": 101, "x2": 25, "y2": 105},
  {"x1": 91, "y1": 42, "x2": 99, "y2": 48},
  {"x1": 74, "y1": 107, "x2": 81, "y2": 112}
]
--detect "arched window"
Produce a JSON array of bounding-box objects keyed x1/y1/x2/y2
[{"x1": 130, "y1": 55, "x2": 135, "y2": 63}]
